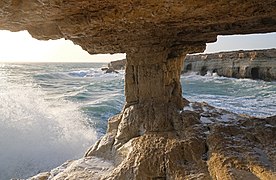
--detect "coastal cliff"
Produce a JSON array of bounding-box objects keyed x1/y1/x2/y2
[
  {"x1": 108, "y1": 59, "x2": 126, "y2": 70},
  {"x1": 0, "y1": 1, "x2": 276, "y2": 179},
  {"x1": 183, "y1": 49, "x2": 276, "y2": 81},
  {"x1": 108, "y1": 49, "x2": 276, "y2": 81},
  {"x1": 31, "y1": 101, "x2": 276, "y2": 180}
]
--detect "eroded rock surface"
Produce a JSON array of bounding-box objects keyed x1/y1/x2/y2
[
  {"x1": 183, "y1": 49, "x2": 276, "y2": 81},
  {"x1": 31, "y1": 102, "x2": 276, "y2": 180},
  {"x1": 2, "y1": 1, "x2": 276, "y2": 179},
  {"x1": 1, "y1": 1, "x2": 276, "y2": 54},
  {"x1": 108, "y1": 59, "x2": 126, "y2": 70}
]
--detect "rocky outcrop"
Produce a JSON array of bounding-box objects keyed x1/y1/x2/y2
[
  {"x1": 101, "y1": 59, "x2": 126, "y2": 73},
  {"x1": 101, "y1": 67, "x2": 119, "y2": 74},
  {"x1": 108, "y1": 59, "x2": 126, "y2": 70},
  {"x1": 31, "y1": 102, "x2": 276, "y2": 180},
  {"x1": 1, "y1": 1, "x2": 276, "y2": 55},
  {"x1": 183, "y1": 49, "x2": 276, "y2": 81},
  {"x1": 1, "y1": 1, "x2": 276, "y2": 179}
]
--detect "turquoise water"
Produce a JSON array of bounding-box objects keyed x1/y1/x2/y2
[
  {"x1": 181, "y1": 72, "x2": 276, "y2": 117},
  {"x1": 0, "y1": 63, "x2": 275, "y2": 179}
]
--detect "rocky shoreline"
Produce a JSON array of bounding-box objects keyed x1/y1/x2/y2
[
  {"x1": 107, "y1": 49, "x2": 276, "y2": 81},
  {"x1": 31, "y1": 50, "x2": 276, "y2": 179},
  {"x1": 31, "y1": 100, "x2": 276, "y2": 179},
  {"x1": 183, "y1": 49, "x2": 276, "y2": 81},
  {"x1": 101, "y1": 59, "x2": 126, "y2": 73},
  {"x1": 2, "y1": 1, "x2": 276, "y2": 179}
]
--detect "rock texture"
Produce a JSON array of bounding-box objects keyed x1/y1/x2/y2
[
  {"x1": 108, "y1": 59, "x2": 126, "y2": 70},
  {"x1": 1, "y1": 1, "x2": 276, "y2": 55},
  {"x1": 1, "y1": 1, "x2": 276, "y2": 179},
  {"x1": 183, "y1": 49, "x2": 276, "y2": 81},
  {"x1": 31, "y1": 102, "x2": 276, "y2": 180}
]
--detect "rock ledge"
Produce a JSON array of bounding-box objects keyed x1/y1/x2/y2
[
  {"x1": 31, "y1": 102, "x2": 276, "y2": 180},
  {"x1": 183, "y1": 49, "x2": 276, "y2": 81}
]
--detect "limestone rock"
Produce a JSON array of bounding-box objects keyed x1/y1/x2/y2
[
  {"x1": 0, "y1": 1, "x2": 276, "y2": 54},
  {"x1": 28, "y1": 172, "x2": 50, "y2": 180},
  {"x1": 32, "y1": 102, "x2": 276, "y2": 180},
  {"x1": 104, "y1": 67, "x2": 119, "y2": 74},
  {"x1": 1, "y1": 1, "x2": 276, "y2": 179},
  {"x1": 28, "y1": 157, "x2": 115, "y2": 180},
  {"x1": 108, "y1": 59, "x2": 126, "y2": 70},
  {"x1": 183, "y1": 49, "x2": 276, "y2": 81}
]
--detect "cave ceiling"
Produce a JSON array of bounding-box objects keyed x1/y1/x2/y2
[{"x1": 0, "y1": 0, "x2": 276, "y2": 54}]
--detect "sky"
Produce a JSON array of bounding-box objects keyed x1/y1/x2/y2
[
  {"x1": 0, "y1": 30, "x2": 275, "y2": 62},
  {"x1": 0, "y1": 30, "x2": 125, "y2": 62},
  {"x1": 205, "y1": 32, "x2": 276, "y2": 53}
]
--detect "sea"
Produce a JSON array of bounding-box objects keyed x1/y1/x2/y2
[{"x1": 0, "y1": 63, "x2": 275, "y2": 179}]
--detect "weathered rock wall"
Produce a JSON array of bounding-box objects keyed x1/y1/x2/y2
[
  {"x1": 183, "y1": 49, "x2": 276, "y2": 81},
  {"x1": 32, "y1": 102, "x2": 276, "y2": 180},
  {"x1": 1, "y1": 1, "x2": 276, "y2": 54},
  {"x1": 108, "y1": 59, "x2": 126, "y2": 70},
  {"x1": 1, "y1": 1, "x2": 276, "y2": 179}
]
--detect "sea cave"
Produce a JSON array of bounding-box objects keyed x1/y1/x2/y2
[{"x1": 0, "y1": 1, "x2": 276, "y2": 179}]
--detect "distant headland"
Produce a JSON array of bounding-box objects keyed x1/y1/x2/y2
[
  {"x1": 183, "y1": 48, "x2": 276, "y2": 81},
  {"x1": 107, "y1": 49, "x2": 276, "y2": 81}
]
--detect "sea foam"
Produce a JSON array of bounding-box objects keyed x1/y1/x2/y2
[{"x1": 0, "y1": 81, "x2": 97, "y2": 179}]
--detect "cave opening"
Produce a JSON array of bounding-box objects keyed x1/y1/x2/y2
[
  {"x1": 0, "y1": 9, "x2": 274, "y2": 179},
  {"x1": 0, "y1": 30, "x2": 126, "y2": 63},
  {"x1": 186, "y1": 63, "x2": 192, "y2": 71},
  {"x1": 200, "y1": 66, "x2": 208, "y2": 76},
  {"x1": 251, "y1": 67, "x2": 260, "y2": 79},
  {"x1": 0, "y1": 30, "x2": 127, "y2": 180}
]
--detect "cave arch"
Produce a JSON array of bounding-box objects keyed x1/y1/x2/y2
[
  {"x1": 200, "y1": 66, "x2": 208, "y2": 76},
  {"x1": 0, "y1": 1, "x2": 276, "y2": 179},
  {"x1": 251, "y1": 67, "x2": 260, "y2": 79},
  {"x1": 186, "y1": 63, "x2": 192, "y2": 71}
]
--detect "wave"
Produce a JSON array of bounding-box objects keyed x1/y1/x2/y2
[
  {"x1": 181, "y1": 73, "x2": 276, "y2": 117},
  {"x1": 68, "y1": 68, "x2": 124, "y2": 78},
  {"x1": 0, "y1": 81, "x2": 97, "y2": 179},
  {"x1": 68, "y1": 70, "x2": 90, "y2": 77},
  {"x1": 34, "y1": 72, "x2": 71, "y2": 80},
  {"x1": 35, "y1": 68, "x2": 125, "y2": 81},
  {"x1": 1, "y1": 63, "x2": 275, "y2": 179}
]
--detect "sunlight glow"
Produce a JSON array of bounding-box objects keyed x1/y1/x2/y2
[
  {"x1": 0, "y1": 30, "x2": 126, "y2": 62},
  {"x1": 0, "y1": 30, "x2": 275, "y2": 62}
]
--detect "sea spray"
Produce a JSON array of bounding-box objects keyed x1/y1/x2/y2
[
  {"x1": 0, "y1": 81, "x2": 97, "y2": 179},
  {"x1": 0, "y1": 63, "x2": 125, "y2": 179},
  {"x1": 0, "y1": 63, "x2": 275, "y2": 179}
]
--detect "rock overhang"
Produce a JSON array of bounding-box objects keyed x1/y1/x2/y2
[
  {"x1": 2, "y1": 1, "x2": 276, "y2": 179},
  {"x1": 1, "y1": 0, "x2": 276, "y2": 55}
]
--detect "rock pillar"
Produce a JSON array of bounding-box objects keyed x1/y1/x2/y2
[
  {"x1": 113, "y1": 47, "x2": 185, "y2": 146},
  {"x1": 125, "y1": 47, "x2": 184, "y2": 109},
  {"x1": 86, "y1": 46, "x2": 187, "y2": 156},
  {"x1": 84, "y1": 46, "x2": 212, "y2": 179}
]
